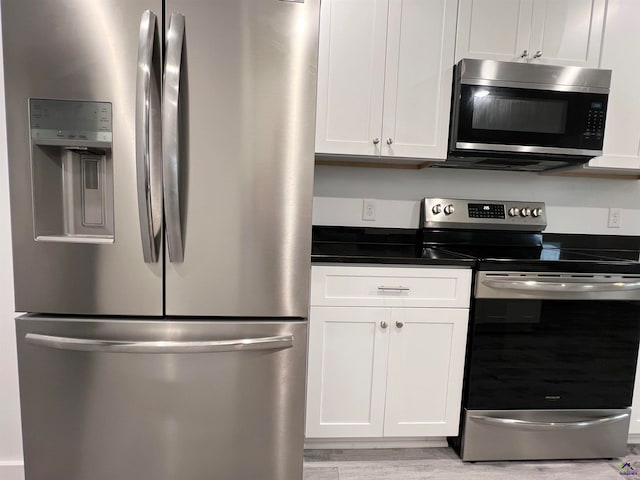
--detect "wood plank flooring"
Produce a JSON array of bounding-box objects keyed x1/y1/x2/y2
[{"x1": 304, "y1": 446, "x2": 640, "y2": 479}]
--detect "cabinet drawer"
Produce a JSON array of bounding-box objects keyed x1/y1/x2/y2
[{"x1": 310, "y1": 266, "x2": 471, "y2": 308}]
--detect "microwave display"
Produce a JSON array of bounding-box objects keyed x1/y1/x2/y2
[{"x1": 472, "y1": 96, "x2": 568, "y2": 135}]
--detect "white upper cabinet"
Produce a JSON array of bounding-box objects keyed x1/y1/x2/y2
[
  {"x1": 314, "y1": 0, "x2": 388, "y2": 156},
  {"x1": 315, "y1": 0, "x2": 458, "y2": 161},
  {"x1": 456, "y1": 0, "x2": 534, "y2": 62},
  {"x1": 456, "y1": 0, "x2": 606, "y2": 67},
  {"x1": 584, "y1": 0, "x2": 640, "y2": 172}
]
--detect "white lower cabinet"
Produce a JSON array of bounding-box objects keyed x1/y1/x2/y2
[{"x1": 305, "y1": 266, "x2": 471, "y2": 439}]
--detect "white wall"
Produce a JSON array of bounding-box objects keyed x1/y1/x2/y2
[{"x1": 313, "y1": 165, "x2": 640, "y2": 235}]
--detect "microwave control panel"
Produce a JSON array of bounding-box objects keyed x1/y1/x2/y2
[
  {"x1": 422, "y1": 198, "x2": 547, "y2": 231},
  {"x1": 583, "y1": 102, "x2": 605, "y2": 140}
]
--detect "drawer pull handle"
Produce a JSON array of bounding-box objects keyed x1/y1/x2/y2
[
  {"x1": 395, "y1": 321, "x2": 404, "y2": 329},
  {"x1": 378, "y1": 286, "x2": 410, "y2": 292},
  {"x1": 380, "y1": 321, "x2": 388, "y2": 329}
]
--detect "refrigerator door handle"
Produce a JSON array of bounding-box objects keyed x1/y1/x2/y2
[
  {"x1": 163, "y1": 13, "x2": 186, "y2": 263},
  {"x1": 25, "y1": 333, "x2": 294, "y2": 354},
  {"x1": 135, "y1": 10, "x2": 163, "y2": 263}
]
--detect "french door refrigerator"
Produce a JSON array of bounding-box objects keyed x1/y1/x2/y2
[{"x1": 2, "y1": 1, "x2": 320, "y2": 479}]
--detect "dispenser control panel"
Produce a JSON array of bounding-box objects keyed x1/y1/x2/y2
[{"x1": 30, "y1": 99, "x2": 112, "y2": 143}]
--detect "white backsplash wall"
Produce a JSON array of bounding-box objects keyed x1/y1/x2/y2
[{"x1": 313, "y1": 165, "x2": 640, "y2": 235}]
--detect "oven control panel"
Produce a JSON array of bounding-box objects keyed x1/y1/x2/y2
[{"x1": 422, "y1": 198, "x2": 547, "y2": 231}]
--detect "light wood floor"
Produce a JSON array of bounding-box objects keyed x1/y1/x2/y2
[{"x1": 304, "y1": 446, "x2": 640, "y2": 479}]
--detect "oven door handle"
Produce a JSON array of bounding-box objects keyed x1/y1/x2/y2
[
  {"x1": 469, "y1": 413, "x2": 629, "y2": 431},
  {"x1": 482, "y1": 278, "x2": 640, "y2": 293}
]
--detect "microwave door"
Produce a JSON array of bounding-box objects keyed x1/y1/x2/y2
[{"x1": 452, "y1": 84, "x2": 607, "y2": 158}]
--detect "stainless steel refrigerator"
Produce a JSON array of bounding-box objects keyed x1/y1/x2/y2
[{"x1": 2, "y1": 1, "x2": 319, "y2": 479}]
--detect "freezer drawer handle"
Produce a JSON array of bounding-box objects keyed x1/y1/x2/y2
[
  {"x1": 469, "y1": 413, "x2": 629, "y2": 431},
  {"x1": 135, "y1": 10, "x2": 163, "y2": 263},
  {"x1": 25, "y1": 333, "x2": 294, "y2": 354},
  {"x1": 482, "y1": 278, "x2": 640, "y2": 294},
  {"x1": 163, "y1": 12, "x2": 186, "y2": 263}
]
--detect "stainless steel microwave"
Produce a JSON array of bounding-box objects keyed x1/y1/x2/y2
[{"x1": 446, "y1": 59, "x2": 612, "y2": 172}]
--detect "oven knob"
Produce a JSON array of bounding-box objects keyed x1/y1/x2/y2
[
  {"x1": 508, "y1": 207, "x2": 520, "y2": 217},
  {"x1": 520, "y1": 208, "x2": 531, "y2": 217},
  {"x1": 444, "y1": 204, "x2": 455, "y2": 215},
  {"x1": 432, "y1": 204, "x2": 442, "y2": 215},
  {"x1": 532, "y1": 208, "x2": 543, "y2": 217}
]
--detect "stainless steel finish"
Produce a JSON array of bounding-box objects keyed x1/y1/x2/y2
[
  {"x1": 458, "y1": 78, "x2": 609, "y2": 94},
  {"x1": 395, "y1": 321, "x2": 404, "y2": 329},
  {"x1": 476, "y1": 272, "x2": 640, "y2": 300},
  {"x1": 25, "y1": 332, "x2": 294, "y2": 354},
  {"x1": 378, "y1": 286, "x2": 411, "y2": 291},
  {"x1": 457, "y1": 58, "x2": 612, "y2": 92},
  {"x1": 520, "y1": 49, "x2": 529, "y2": 58},
  {"x1": 386, "y1": 138, "x2": 393, "y2": 145},
  {"x1": 2, "y1": 0, "x2": 164, "y2": 315},
  {"x1": 373, "y1": 138, "x2": 380, "y2": 145},
  {"x1": 16, "y1": 315, "x2": 308, "y2": 480},
  {"x1": 444, "y1": 204, "x2": 455, "y2": 215},
  {"x1": 454, "y1": 142, "x2": 604, "y2": 157},
  {"x1": 421, "y1": 198, "x2": 547, "y2": 231},
  {"x1": 164, "y1": 0, "x2": 320, "y2": 316},
  {"x1": 380, "y1": 321, "x2": 388, "y2": 329},
  {"x1": 136, "y1": 10, "x2": 162, "y2": 264},
  {"x1": 162, "y1": 12, "x2": 185, "y2": 264},
  {"x1": 469, "y1": 412, "x2": 629, "y2": 431},
  {"x1": 533, "y1": 50, "x2": 543, "y2": 59},
  {"x1": 461, "y1": 408, "x2": 631, "y2": 461}
]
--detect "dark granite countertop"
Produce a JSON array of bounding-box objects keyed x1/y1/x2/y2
[{"x1": 311, "y1": 226, "x2": 475, "y2": 267}]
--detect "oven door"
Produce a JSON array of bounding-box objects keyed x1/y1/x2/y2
[
  {"x1": 451, "y1": 84, "x2": 608, "y2": 159},
  {"x1": 466, "y1": 272, "x2": 640, "y2": 410}
]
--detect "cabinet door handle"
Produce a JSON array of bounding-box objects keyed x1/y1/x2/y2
[
  {"x1": 395, "y1": 321, "x2": 404, "y2": 329},
  {"x1": 533, "y1": 51, "x2": 543, "y2": 59},
  {"x1": 378, "y1": 286, "x2": 410, "y2": 292},
  {"x1": 373, "y1": 138, "x2": 380, "y2": 145},
  {"x1": 520, "y1": 49, "x2": 529, "y2": 58},
  {"x1": 380, "y1": 321, "x2": 388, "y2": 329},
  {"x1": 386, "y1": 138, "x2": 393, "y2": 145}
]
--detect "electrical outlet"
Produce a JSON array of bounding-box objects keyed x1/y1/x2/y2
[
  {"x1": 362, "y1": 199, "x2": 377, "y2": 221},
  {"x1": 608, "y1": 208, "x2": 622, "y2": 228}
]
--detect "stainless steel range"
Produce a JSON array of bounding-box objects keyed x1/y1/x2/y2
[{"x1": 420, "y1": 198, "x2": 640, "y2": 461}]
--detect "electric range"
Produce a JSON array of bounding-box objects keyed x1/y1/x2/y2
[{"x1": 419, "y1": 198, "x2": 640, "y2": 461}]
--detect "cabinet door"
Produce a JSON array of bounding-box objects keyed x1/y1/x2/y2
[
  {"x1": 315, "y1": 0, "x2": 388, "y2": 156},
  {"x1": 381, "y1": 0, "x2": 457, "y2": 160},
  {"x1": 528, "y1": 0, "x2": 606, "y2": 67},
  {"x1": 455, "y1": 0, "x2": 534, "y2": 62},
  {"x1": 588, "y1": 0, "x2": 640, "y2": 171},
  {"x1": 306, "y1": 307, "x2": 391, "y2": 438},
  {"x1": 383, "y1": 308, "x2": 469, "y2": 437}
]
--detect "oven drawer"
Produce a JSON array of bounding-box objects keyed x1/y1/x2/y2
[
  {"x1": 461, "y1": 408, "x2": 630, "y2": 461},
  {"x1": 310, "y1": 266, "x2": 472, "y2": 308}
]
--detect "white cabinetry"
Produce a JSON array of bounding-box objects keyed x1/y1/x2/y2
[
  {"x1": 315, "y1": 0, "x2": 457, "y2": 161},
  {"x1": 579, "y1": 0, "x2": 640, "y2": 174},
  {"x1": 306, "y1": 266, "x2": 472, "y2": 438},
  {"x1": 629, "y1": 346, "x2": 640, "y2": 435},
  {"x1": 455, "y1": 0, "x2": 606, "y2": 67}
]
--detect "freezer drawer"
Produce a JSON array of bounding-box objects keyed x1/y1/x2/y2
[{"x1": 16, "y1": 315, "x2": 307, "y2": 480}]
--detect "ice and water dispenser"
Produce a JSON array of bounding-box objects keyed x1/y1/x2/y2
[{"x1": 29, "y1": 99, "x2": 114, "y2": 243}]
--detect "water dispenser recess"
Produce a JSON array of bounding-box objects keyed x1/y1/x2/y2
[{"x1": 29, "y1": 99, "x2": 114, "y2": 243}]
